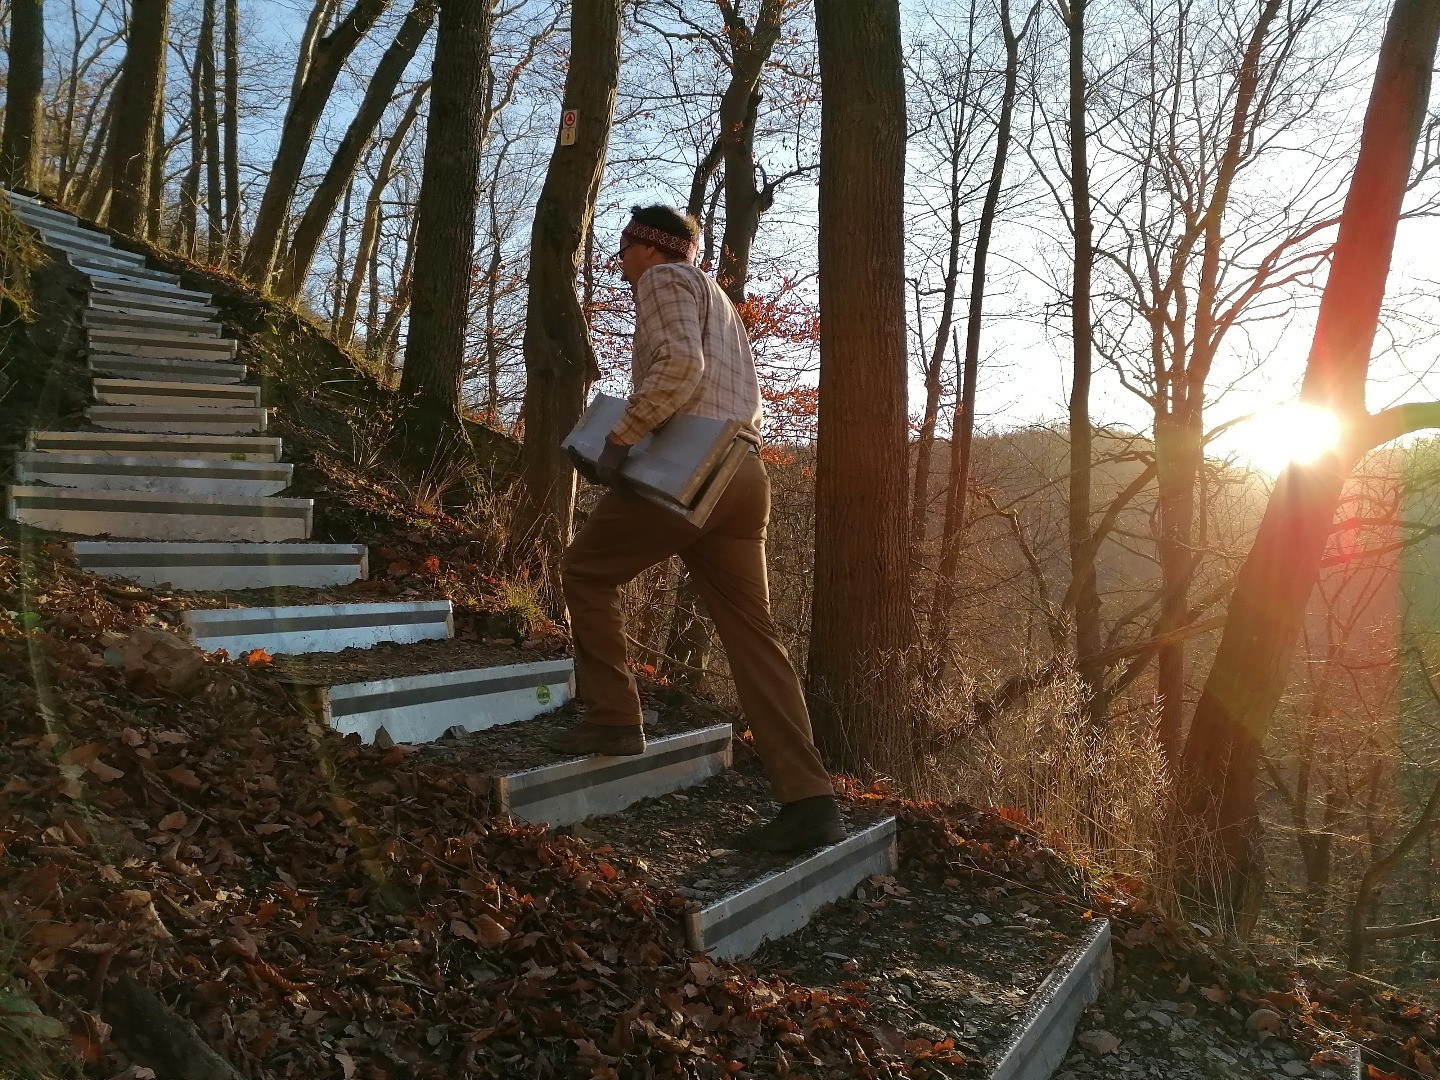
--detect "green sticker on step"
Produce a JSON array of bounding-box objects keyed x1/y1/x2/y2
[{"x1": 536, "y1": 684, "x2": 552, "y2": 705}]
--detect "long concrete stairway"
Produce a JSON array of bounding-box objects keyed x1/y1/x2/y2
[{"x1": 3, "y1": 189, "x2": 1107, "y2": 1076}]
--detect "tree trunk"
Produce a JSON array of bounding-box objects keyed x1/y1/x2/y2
[
  {"x1": 280, "y1": 0, "x2": 436, "y2": 296},
  {"x1": 178, "y1": 43, "x2": 205, "y2": 253},
  {"x1": 714, "y1": 0, "x2": 783, "y2": 303},
  {"x1": 395, "y1": 0, "x2": 495, "y2": 462},
  {"x1": 511, "y1": 0, "x2": 623, "y2": 567},
  {"x1": 223, "y1": 0, "x2": 241, "y2": 255},
  {"x1": 1061, "y1": 0, "x2": 1106, "y2": 723},
  {"x1": 200, "y1": 0, "x2": 224, "y2": 259},
  {"x1": 77, "y1": 92, "x2": 118, "y2": 221},
  {"x1": 106, "y1": 0, "x2": 170, "y2": 236},
  {"x1": 1, "y1": 0, "x2": 45, "y2": 190},
  {"x1": 146, "y1": 105, "x2": 166, "y2": 241},
  {"x1": 240, "y1": 0, "x2": 391, "y2": 287},
  {"x1": 1180, "y1": 0, "x2": 1440, "y2": 920},
  {"x1": 807, "y1": 0, "x2": 919, "y2": 782}
]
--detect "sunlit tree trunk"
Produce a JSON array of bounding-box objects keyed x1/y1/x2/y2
[
  {"x1": 808, "y1": 0, "x2": 919, "y2": 782},
  {"x1": 106, "y1": 0, "x2": 170, "y2": 236},
  {"x1": 223, "y1": 0, "x2": 241, "y2": 255}
]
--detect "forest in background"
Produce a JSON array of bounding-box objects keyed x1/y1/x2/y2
[{"x1": 1, "y1": 0, "x2": 1439, "y2": 1000}]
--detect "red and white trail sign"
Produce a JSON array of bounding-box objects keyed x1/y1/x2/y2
[{"x1": 560, "y1": 108, "x2": 578, "y2": 146}]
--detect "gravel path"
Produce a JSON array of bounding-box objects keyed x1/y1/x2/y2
[{"x1": 1057, "y1": 994, "x2": 1354, "y2": 1080}]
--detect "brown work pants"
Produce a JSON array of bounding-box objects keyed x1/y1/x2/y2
[{"x1": 561, "y1": 452, "x2": 834, "y2": 804}]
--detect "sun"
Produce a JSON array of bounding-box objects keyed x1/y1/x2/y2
[{"x1": 1226, "y1": 402, "x2": 1343, "y2": 475}]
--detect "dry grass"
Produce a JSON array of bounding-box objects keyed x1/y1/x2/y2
[{"x1": 924, "y1": 661, "x2": 1242, "y2": 936}]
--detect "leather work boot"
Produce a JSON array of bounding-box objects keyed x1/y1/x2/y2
[
  {"x1": 735, "y1": 795, "x2": 846, "y2": 853},
  {"x1": 547, "y1": 721, "x2": 646, "y2": 757}
]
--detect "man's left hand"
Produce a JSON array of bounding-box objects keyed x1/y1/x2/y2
[{"x1": 596, "y1": 439, "x2": 630, "y2": 487}]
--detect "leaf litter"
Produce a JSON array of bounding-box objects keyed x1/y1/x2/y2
[{"x1": 2, "y1": 526, "x2": 1437, "y2": 1079}]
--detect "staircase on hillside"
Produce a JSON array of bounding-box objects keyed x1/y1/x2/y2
[{"x1": 3, "y1": 190, "x2": 1111, "y2": 1077}]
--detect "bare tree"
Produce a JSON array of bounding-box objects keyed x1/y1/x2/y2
[
  {"x1": 279, "y1": 0, "x2": 437, "y2": 296},
  {"x1": 240, "y1": 0, "x2": 391, "y2": 287},
  {"x1": 1180, "y1": 0, "x2": 1440, "y2": 917}
]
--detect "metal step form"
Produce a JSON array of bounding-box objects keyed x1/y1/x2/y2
[{"x1": 6, "y1": 189, "x2": 910, "y2": 987}]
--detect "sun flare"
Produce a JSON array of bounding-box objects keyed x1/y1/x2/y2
[{"x1": 1230, "y1": 403, "x2": 1342, "y2": 475}]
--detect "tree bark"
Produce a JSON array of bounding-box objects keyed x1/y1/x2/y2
[
  {"x1": 240, "y1": 0, "x2": 391, "y2": 287},
  {"x1": 512, "y1": 0, "x2": 623, "y2": 566},
  {"x1": 807, "y1": 0, "x2": 919, "y2": 782},
  {"x1": 178, "y1": 43, "x2": 205, "y2": 252},
  {"x1": 279, "y1": 0, "x2": 436, "y2": 296},
  {"x1": 1180, "y1": 0, "x2": 1440, "y2": 920},
  {"x1": 395, "y1": 0, "x2": 495, "y2": 461},
  {"x1": 223, "y1": 0, "x2": 241, "y2": 255},
  {"x1": 201, "y1": 0, "x2": 224, "y2": 259},
  {"x1": 1, "y1": 0, "x2": 45, "y2": 190},
  {"x1": 106, "y1": 0, "x2": 170, "y2": 236}
]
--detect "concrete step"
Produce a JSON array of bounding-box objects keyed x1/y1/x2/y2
[
  {"x1": 184, "y1": 599, "x2": 453, "y2": 656},
  {"x1": 88, "y1": 354, "x2": 247, "y2": 384},
  {"x1": 15, "y1": 451, "x2": 292, "y2": 496},
  {"x1": 7, "y1": 201, "x2": 109, "y2": 241},
  {"x1": 492, "y1": 723, "x2": 733, "y2": 830},
  {"x1": 989, "y1": 919, "x2": 1112, "y2": 1080},
  {"x1": 92, "y1": 378, "x2": 260, "y2": 409},
  {"x1": 685, "y1": 817, "x2": 899, "y2": 960},
  {"x1": 324, "y1": 658, "x2": 576, "y2": 745},
  {"x1": 72, "y1": 541, "x2": 368, "y2": 591},
  {"x1": 35, "y1": 228, "x2": 145, "y2": 266},
  {"x1": 68, "y1": 253, "x2": 180, "y2": 285},
  {"x1": 87, "y1": 276, "x2": 213, "y2": 306},
  {"x1": 7, "y1": 485, "x2": 312, "y2": 542},
  {"x1": 27, "y1": 431, "x2": 280, "y2": 461},
  {"x1": 87, "y1": 328, "x2": 237, "y2": 361},
  {"x1": 85, "y1": 310, "x2": 222, "y2": 337},
  {"x1": 87, "y1": 404, "x2": 267, "y2": 434},
  {"x1": 89, "y1": 284, "x2": 216, "y2": 312}
]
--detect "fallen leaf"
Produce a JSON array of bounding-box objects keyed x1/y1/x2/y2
[
  {"x1": 1077, "y1": 1030, "x2": 1120, "y2": 1055},
  {"x1": 473, "y1": 914, "x2": 510, "y2": 947},
  {"x1": 1201, "y1": 985, "x2": 1229, "y2": 1004},
  {"x1": 244, "y1": 649, "x2": 273, "y2": 667},
  {"x1": 158, "y1": 811, "x2": 188, "y2": 832},
  {"x1": 163, "y1": 766, "x2": 203, "y2": 790},
  {"x1": 88, "y1": 759, "x2": 124, "y2": 782}
]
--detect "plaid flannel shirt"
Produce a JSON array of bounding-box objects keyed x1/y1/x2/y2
[{"x1": 609, "y1": 262, "x2": 763, "y2": 447}]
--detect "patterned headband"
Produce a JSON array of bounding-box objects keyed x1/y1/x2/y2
[{"x1": 622, "y1": 221, "x2": 698, "y2": 263}]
